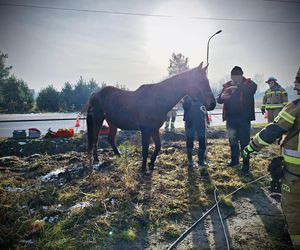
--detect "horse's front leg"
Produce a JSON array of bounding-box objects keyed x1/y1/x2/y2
[
  {"x1": 141, "y1": 130, "x2": 151, "y2": 172},
  {"x1": 93, "y1": 143, "x2": 99, "y2": 163},
  {"x1": 107, "y1": 122, "x2": 120, "y2": 156},
  {"x1": 149, "y1": 129, "x2": 161, "y2": 170}
]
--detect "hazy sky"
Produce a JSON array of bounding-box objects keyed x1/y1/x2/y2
[{"x1": 0, "y1": 0, "x2": 299, "y2": 92}]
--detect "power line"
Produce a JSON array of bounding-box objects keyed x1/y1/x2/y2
[
  {"x1": 0, "y1": 2, "x2": 299, "y2": 24},
  {"x1": 264, "y1": 0, "x2": 300, "y2": 3}
]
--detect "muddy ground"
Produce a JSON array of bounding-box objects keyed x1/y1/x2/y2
[{"x1": 0, "y1": 129, "x2": 293, "y2": 249}]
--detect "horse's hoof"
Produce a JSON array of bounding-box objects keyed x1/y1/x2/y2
[
  {"x1": 93, "y1": 159, "x2": 100, "y2": 164},
  {"x1": 141, "y1": 165, "x2": 146, "y2": 172},
  {"x1": 92, "y1": 161, "x2": 103, "y2": 170}
]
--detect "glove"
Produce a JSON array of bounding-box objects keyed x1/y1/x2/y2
[
  {"x1": 261, "y1": 107, "x2": 265, "y2": 115},
  {"x1": 268, "y1": 156, "x2": 284, "y2": 179},
  {"x1": 243, "y1": 144, "x2": 255, "y2": 158}
]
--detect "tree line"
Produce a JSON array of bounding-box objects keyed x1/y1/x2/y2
[
  {"x1": 0, "y1": 51, "x2": 126, "y2": 113},
  {"x1": 0, "y1": 51, "x2": 297, "y2": 114}
]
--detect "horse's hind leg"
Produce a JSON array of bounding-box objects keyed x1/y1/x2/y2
[
  {"x1": 141, "y1": 129, "x2": 151, "y2": 172},
  {"x1": 107, "y1": 122, "x2": 120, "y2": 156},
  {"x1": 149, "y1": 129, "x2": 161, "y2": 170}
]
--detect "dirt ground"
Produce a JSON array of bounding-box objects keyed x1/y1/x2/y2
[
  {"x1": 0, "y1": 133, "x2": 293, "y2": 249},
  {"x1": 175, "y1": 189, "x2": 291, "y2": 250}
]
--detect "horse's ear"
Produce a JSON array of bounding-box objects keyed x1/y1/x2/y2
[
  {"x1": 198, "y1": 62, "x2": 203, "y2": 69},
  {"x1": 203, "y1": 64, "x2": 209, "y2": 72}
]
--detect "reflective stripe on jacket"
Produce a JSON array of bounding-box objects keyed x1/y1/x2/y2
[
  {"x1": 262, "y1": 86, "x2": 288, "y2": 110},
  {"x1": 252, "y1": 99, "x2": 300, "y2": 174}
]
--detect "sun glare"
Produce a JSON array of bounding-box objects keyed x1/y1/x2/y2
[{"x1": 144, "y1": 1, "x2": 213, "y2": 74}]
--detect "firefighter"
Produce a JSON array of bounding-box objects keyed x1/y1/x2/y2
[
  {"x1": 243, "y1": 67, "x2": 300, "y2": 250},
  {"x1": 217, "y1": 66, "x2": 257, "y2": 174},
  {"x1": 183, "y1": 95, "x2": 208, "y2": 167},
  {"x1": 261, "y1": 76, "x2": 288, "y2": 123}
]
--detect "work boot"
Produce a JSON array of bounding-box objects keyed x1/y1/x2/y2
[
  {"x1": 227, "y1": 158, "x2": 239, "y2": 167},
  {"x1": 187, "y1": 148, "x2": 193, "y2": 167},
  {"x1": 198, "y1": 150, "x2": 207, "y2": 167},
  {"x1": 241, "y1": 157, "x2": 250, "y2": 175}
]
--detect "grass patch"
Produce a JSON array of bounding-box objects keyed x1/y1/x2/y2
[
  {"x1": 219, "y1": 195, "x2": 234, "y2": 208},
  {"x1": 0, "y1": 136, "x2": 284, "y2": 249},
  {"x1": 120, "y1": 228, "x2": 137, "y2": 241},
  {"x1": 162, "y1": 222, "x2": 181, "y2": 239}
]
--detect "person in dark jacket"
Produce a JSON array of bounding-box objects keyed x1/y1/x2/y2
[
  {"x1": 217, "y1": 66, "x2": 257, "y2": 174},
  {"x1": 183, "y1": 95, "x2": 208, "y2": 167}
]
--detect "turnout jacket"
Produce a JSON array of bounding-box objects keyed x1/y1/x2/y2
[
  {"x1": 250, "y1": 98, "x2": 300, "y2": 175},
  {"x1": 262, "y1": 84, "x2": 288, "y2": 111},
  {"x1": 217, "y1": 77, "x2": 257, "y2": 121}
]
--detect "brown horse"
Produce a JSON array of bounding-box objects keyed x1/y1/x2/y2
[{"x1": 87, "y1": 62, "x2": 216, "y2": 172}]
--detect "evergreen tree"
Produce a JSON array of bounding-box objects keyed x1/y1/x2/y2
[
  {"x1": 167, "y1": 53, "x2": 189, "y2": 76},
  {"x1": 73, "y1": 76, "x2": 99, "y2": 111},
  {"x1": 60, "y1": 82, "x2": 74, "y2": 111},
  {"x1": 36, "y1": 85, "x2": 60, "y2": 112},
  {"x1": 0, "y1": 76, "x2": 34, "y2": 113},
  {"x1": 0, "y1": 51, "x2": 12, "y2": 80}
]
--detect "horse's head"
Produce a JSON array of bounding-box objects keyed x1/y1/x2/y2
[{"x1": 185, "y1": 62, "x2": 216, "y2": 111}]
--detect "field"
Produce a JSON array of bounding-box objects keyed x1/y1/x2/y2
[{"x1": 0, "y1": 127, "x2": 293, "y2": 249}]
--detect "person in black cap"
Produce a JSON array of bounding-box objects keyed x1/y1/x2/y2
[{"x1": 217, "y1": 66, "x2": 257, "y2": 174}]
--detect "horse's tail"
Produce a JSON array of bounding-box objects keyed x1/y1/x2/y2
[{"x1": 86, "y1": 93, "x2": 99, "y2": 164}]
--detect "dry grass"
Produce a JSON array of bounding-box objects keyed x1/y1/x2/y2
[{"x1": 0, "y1": 129, "x2": 281, "y2": 249}]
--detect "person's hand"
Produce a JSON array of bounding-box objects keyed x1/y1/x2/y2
[
  {"x1": 221, "y1": 92, "x2": 231, "y2": 100},
  {"x1": 221, "y1": 86, "x2": 238, "y2": 100},
  {"x1": 261, "y1": 107, "x2": 265, "y2": 115},
  {"x1": 243, "y1": 144, "x2": 255, "y2": 158},
  {"x1": 226, "y1": 86, "x2": 238, "y2": 92}
]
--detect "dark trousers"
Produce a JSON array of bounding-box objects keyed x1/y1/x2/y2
[
  {"x1": 226, "y1": 118, "x2": 250, "y2": 160},
  {"x1": 185, "y1": 122, "x2": 207, "y2": 154}
]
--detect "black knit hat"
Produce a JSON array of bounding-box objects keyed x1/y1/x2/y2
[{"x1": 231, "y1": 66, "x2": 243, "y2": 75}]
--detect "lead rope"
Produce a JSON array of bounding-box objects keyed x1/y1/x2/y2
[
  {"x1": 167, "y1": 172, "x2": 269, "y2": 250},
  {"x1": 207, "y1": 165, "x2": 230, "y2": 250},
  {"x1": 214, "y1": 188, "x2": 230, "y2": 250}
]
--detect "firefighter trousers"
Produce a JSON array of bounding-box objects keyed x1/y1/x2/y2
[{"x1": 281, "y1": 172, "x2": 300, "y2": 249}]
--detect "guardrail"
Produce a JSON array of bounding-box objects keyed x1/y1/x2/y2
[
  {"x1": 0, "y1": 111, "x2": 264, "y2": 123},
  {"x1": 0, "y1": 117, "x2": 86, "y2": 123}
]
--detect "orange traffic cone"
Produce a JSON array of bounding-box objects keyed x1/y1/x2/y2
[{"x1": 75, "y1": 116, "x2": 80, "y2": 128}]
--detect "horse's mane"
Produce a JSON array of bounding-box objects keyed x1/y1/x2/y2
[
  {"x1": 96, "y1": 66, "x2": 200, "y2": 95},
  {"x1": 135, "y1": 67, "x2": 198, "y2": 91},
  {"x1": 135, "y1": 83, "x2": 156, "y2": 92}
]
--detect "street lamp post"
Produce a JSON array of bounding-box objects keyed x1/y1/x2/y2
[{"x1": 206, "y1": 30, "x2": 222, "y2": 73}]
